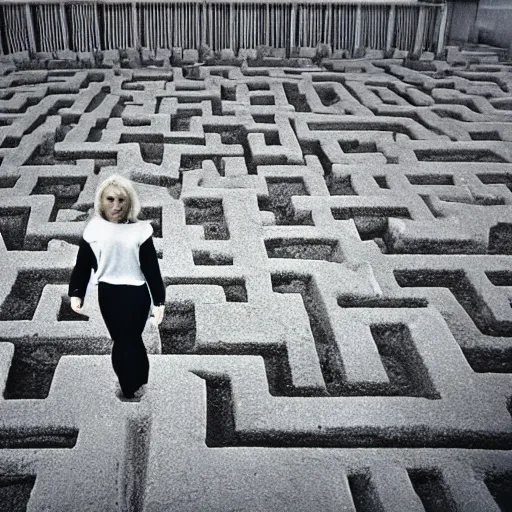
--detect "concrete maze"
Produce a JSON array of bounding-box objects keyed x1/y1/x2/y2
[{"x1": 1, "y1": 54, "x2": 512, "y2": 511}]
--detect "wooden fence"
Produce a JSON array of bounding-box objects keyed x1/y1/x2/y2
[{"x1": 0, "y1": 1, "x2": 448, "y2": 56}]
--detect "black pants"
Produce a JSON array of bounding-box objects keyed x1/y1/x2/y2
[{"x1": 98, "y1": 282, "x2": 151, "y2": 396}]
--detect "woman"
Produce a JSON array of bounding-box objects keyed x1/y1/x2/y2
[{"x1": 68, "y1": 174, "x2": 165, "y2": 399}]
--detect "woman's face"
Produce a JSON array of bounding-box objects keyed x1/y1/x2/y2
[{"x1": 101, "y1": 185, "x2": 130, "y2": 223}]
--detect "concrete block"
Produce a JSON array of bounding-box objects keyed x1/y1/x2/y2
[
  {"x1": 446, "y1": 46, "x2": 462, "y2": 64},
  {"x1": 35, "y1": 52, "x2": 54, "y2": 62},
  {"x1": 393, "y1": 49, "x2": 409, "y2": 59},
  {"x1": 48, "y1": 59, "x2": 75, "y2": 70},
  {"x1": 220, "y1": 48, "x2": 235, "y2": 61},
  {"x1": 56, "y1": 50, "x2": 77, "y2": 61},
  {"x1": 156, "y1": 48, "x2": 172, "y2": 66},
  {"x1": 270, "y1": 47, "x2": 286, "y2": 59},
  {"x1": 365, "y1": 49, "x2": 385, "y2": 59},
  {"x1": 141, "y1": 47, "x2": 154, "y2": 66},
  {"x1": 172, "y1": 47, "x2": 183, "y2": 61},
  {"x1": 353, "y1": 47, "x2": 366, "y2": 58},
  {"x1": 11, "y1": 50, "x2": 30, "y2": 64},
  {"x1": 331, "y1": 49, "x2": 348, "y2": 59},
  {"x1": 0, "y1": 61, "x2": 16, "y2": 74},
  {"x1": 317, "y1": 43, "x2": 332, "y2": 59},
  {"x1": 77, "y1": 52, "x2": 95, "y2": 67},
  {"x1": 238, "y1": 48, "x2": 257, "y2": 60},
  {"x1": 102, "y1": 49, "x2": 120, "y2": 68},
  {"x1": 183, "y1": 49, "x2": 199, "y2": 64},
  {"x1": 295, "y1": 58, "x2": 314, "y2": 67},
  {"x1": 198, "y1": 44, "x2": 213, "y2": 62},
  {"x1": 256, "y1": 45, "x2": 272, "y2": 59},
  {"x1": 298, "y1": 47, "x2": 317, "y2": 59},
  {"x1": 419, "y1": 51, "x2": 435, "y2": 61}
]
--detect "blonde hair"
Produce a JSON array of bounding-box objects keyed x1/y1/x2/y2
[{"x1": 94, "y1": 174, "x2": 141, "y2": 222}]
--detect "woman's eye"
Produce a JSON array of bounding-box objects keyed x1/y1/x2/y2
[
  {"x1": 106, "y1": 197, "x2": 114, "y2": 202},
  {"x1": 119, "y1": 198, "x2": 125, "y2": 203}
]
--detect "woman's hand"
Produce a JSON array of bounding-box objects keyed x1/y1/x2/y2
[
  {"x1": 152, "y1": 305, "x2": 165, "y2": 325},
  {"x1": 70, "y1": 297, "x2": 82, "y2": 313}
]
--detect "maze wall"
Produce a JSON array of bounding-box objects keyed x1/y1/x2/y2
[{"x1": 0, "y1": 53, "x2": 512, "y2": 511}]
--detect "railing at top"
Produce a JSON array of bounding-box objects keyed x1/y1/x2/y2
[
  {"x1": 0, "y1": 1, "x2": 448, "y2": 57},
  {"x1": 0, "y1": 1, "x2": 445, "y2": 4}
]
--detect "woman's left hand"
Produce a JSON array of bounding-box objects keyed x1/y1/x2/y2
[{"x1": 152, "y1": 305, "x2": 165, "y2": 325}]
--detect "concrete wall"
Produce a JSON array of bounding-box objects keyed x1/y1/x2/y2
[
  {"x1": 448, "y1": 0, "x2": 512, "y2": 49},
  {"x1": 475, "y1": 0, "x2": 512, "y2": 48},
  {"x1": 447, "y1": 1, "x2": 479, "y2": 46}
]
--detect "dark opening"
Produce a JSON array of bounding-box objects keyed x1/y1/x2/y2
[
  {"x1": 265, "y1": 238, "x2": 339, "y2": 262},
  {"x1": 0, "y1": 475, "x2": 36, "y2": 512},
  {"x1": 184, "y1": 197, "x2": 230, "y2": 240},
  {"x1": 414, "y1": 149, "x2": 506, "y2": 163},
  {"x1": 0, "y1": 207, "x2": 30, "y2": 250},
  {"x1": 485, "y1": 472, "x2": 512, "y2": 512},
  {"x1": 489, "y1": 224, "x2": 512, "y2": 255},
  {"x1": 258, "y1": 178, "x2": 313, "y2": 225},
  {"x1": 370, "y1": 324, "x2": 440, "y2": 398}
]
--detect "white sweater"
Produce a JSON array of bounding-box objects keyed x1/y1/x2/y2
[{"x1": 83, "y1": 215, "x2": 153, "y2": 286}]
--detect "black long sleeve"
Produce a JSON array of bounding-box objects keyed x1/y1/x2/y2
[
  {"x1": 68, "y1": 238, "x2": 97, "y2": 304},
  {"x1": 139, "y1": 236, "x2": 165, "y2": 306}
]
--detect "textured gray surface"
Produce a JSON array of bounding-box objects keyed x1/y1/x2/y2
[{"x1": 0, "y1": 53, "x2": 512, "y2": 511}]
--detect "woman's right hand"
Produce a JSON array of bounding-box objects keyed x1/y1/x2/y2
[{"x1": 70, "y1": 297, "x2": 82, "y2": 313}]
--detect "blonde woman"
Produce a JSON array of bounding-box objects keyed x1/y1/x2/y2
[{"x1": 68, "y1": 175, "x2": 165, "y2": 399}]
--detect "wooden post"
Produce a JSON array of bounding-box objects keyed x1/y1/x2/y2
[
  {"x1": 413, "y1": 5, "x2": 426, "y2": 56},
  {"x1": 0, "y1": 9, "x2": 4, "y2": 55},
  {"x1": 290, "y1": 3, "x2": 296, "y2": 56},
  {"x1": 229, "y1": 2, "x2": 234, "y2": 51},
  {"x1": 354, "y1": 3, "x2": 362, "y2": 54},
  {"x1": 266, "y1": 3, "x2": 270, "y2": 47},
  {"x1": 94, "y1": 2, "x2": 101, "y2": 50},
  {"x1": 201, "y1": 2, "x2": 207, "y2": 47},
  {"x1": 60, "y1": 2, "x2": 69, "y2": 49},
  {"x1": 326, "y1": 4, "x2": 332, "y2": 47},
  {"x1": 436, "y1": 3, "x2": 448, "y2": 58},
  {"x1": 208, "y1": 2, "x2": 212, "y2": 49},
  {"x1": 386, "y1": 5, "x2": 395, "y2": 53},
  {"x1": 132, "y1": 1, "x2": 138, "y2": 49},
  {"x1": 25, "y1": 3, "x2": 37, "y2": 53}
]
